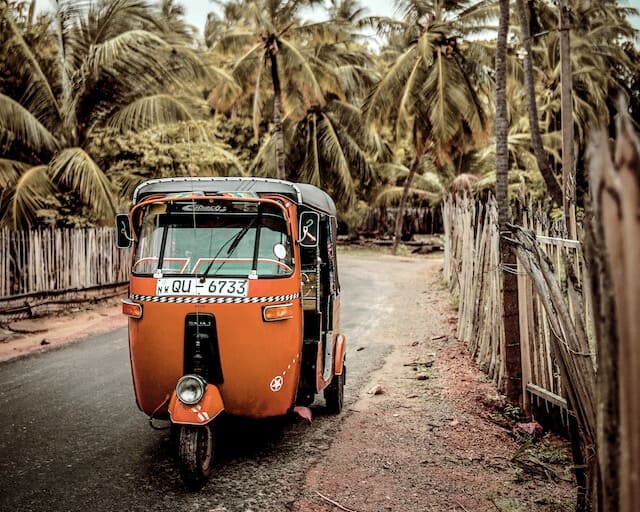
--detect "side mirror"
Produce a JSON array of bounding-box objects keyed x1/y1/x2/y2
[
  {"x1": 115, "y1": 214, "x2": 132, "y2": 248},
  {"x1": 299, "y1": 211, "x2": 320, "y2": 248}
]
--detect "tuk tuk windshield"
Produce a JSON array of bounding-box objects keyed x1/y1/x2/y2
[{"x1": 132, "y1": 201, "x2": 293, "y2": 278}]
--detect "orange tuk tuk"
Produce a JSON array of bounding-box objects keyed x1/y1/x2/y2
[{"x1": 116, "y1": 177, "x2": 346, "y2": 488}]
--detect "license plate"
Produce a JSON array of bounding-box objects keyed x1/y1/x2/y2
[{"x1": 156, "y1": 278, "x2": 248, "y2": 297}]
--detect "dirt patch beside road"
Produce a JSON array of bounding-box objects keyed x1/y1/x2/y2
[
  {"x1": 293, "y1": 255, "x2": 575, "y2": 512},
  {"x1": 0, "y1": 298, "x2": 126, "y2": 363}
]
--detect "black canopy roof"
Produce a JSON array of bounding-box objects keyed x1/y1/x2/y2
[{"x1": 132, "y1": 177, "x2": 336, "y2": 216}]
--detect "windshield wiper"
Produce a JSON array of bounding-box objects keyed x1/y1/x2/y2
[
  {"x1": 199, "y1": 216, "x2": 257, "y2": 279},
  {"x1": 226, "y1": 217, "x2": 256, "y2": 256}
]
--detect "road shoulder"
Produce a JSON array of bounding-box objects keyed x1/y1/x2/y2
[
  {"x1": 0, "y1": 298, "x2": 126, "y2": 363},
  {"x1": 293, "y1": 255, "x2": 575, "y2": 512}
]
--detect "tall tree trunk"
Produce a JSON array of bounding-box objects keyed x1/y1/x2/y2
[
  {"x1": 495, "y1": 0, "x2": 510, "y2": 232},
  {"x1": 559, "y1": 0, "x2": 576, "y2": 239},
  {"x1": 392, "y1": 151, "x2": 421, "y2": 255},
  {"x1": 495, "y1": 0, "x2": 522, "y2": 405},
  {"x1": 269, "y1": 49, "x2": 286, "y2": 181},
  {"x1": 514, "y1": 0, "x2": 563, "y2": 207}
]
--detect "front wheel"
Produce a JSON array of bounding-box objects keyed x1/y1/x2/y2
[
  {"x1": 324, "y1": 366, "x2": 345, "y2": 414},
  {"x1": 177, "y1": 424, "x2": 214, "y2": 490}
]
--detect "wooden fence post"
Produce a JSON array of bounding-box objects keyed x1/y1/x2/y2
[{"x1": 587, "y1": 111, "x2": 640, "y2": 511}]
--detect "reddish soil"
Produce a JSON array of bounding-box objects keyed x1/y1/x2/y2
[
  {"x1": 0, "y1": 298, "x2": 126, "y2": 363},
  {"x1": 292, "y1": 255, "x2": 575, "y2": 512}
]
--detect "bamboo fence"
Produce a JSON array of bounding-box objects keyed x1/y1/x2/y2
[
  {"x1": 443, "y1": 196, "x2": 505, "y2": 386},
  {"x1": 443, "y1": 197, "x2": 594, "y2": 415},
  {"x1": 0, "y1": 226, "x2": 131, "y2": 300}
]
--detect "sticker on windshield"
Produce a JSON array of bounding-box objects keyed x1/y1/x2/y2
[
  {"x1": 273, "y1": 243, "x2": 287, "y2": 260},
  {"x1": 156, "y1": 278, "x2": 248, "y2": 297}
]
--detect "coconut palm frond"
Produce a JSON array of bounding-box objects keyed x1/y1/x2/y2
[
  {"x1": 334, "y1": 64, "x2": 380, "y2": 101},
  {"x1": 1, "y1": 165, "x2": 56, "y2": 229},
  {"x1": 202, "y1": 59, "x2": 242, "y2": 111},
  {"x1": 474, "y1": 170, "x2": 528, "y2": 192},
  {"x1": 104, "y1": 94, "x2": 194, "y2": 133},
  {"x1": 49, "y1": 147, "x2": 115, "y2": 220},
  {"x1": 359, "y1": 16, "x2": 407, "y2": 38},
  {"x1": 326, "y1": 99, "x2": 388, "y2": 161},
  {"x1": 2, "y1": 9, "x2": 61, "y2": 123},
  {"x1": 215, "y1": 31, "x2": 259, "y2": 56},
  {"x1": 249, "y1": 133, "x2": 277, "y2": 177},
  {"x1": 0, "y1": 93, "x2": 60, "y2": 154},
  {"x1": 278, "y1": 38, "x2": 326, "y2": 108},
  {"x1": 230, "y1": 41, "x2": 266, "y2": 91},
  {"x1": 375, "y1": 162, "x2": 410, "y2": 182},
  {"x1": 362, "y1": 45, "x2": 419, "y2": 126},
  {"x1": 374, "y1": 186, "x2": 438, "y2": 208},
  {"x1": 86, "y1": 0, "x2": 165, "y2": 45},
  {"x1": 456, "y1": 0, "x2": 499, "y2": 31},
  {"x1": 88, "y1": 29, "x2": 163, "y2": 73},
  {"x1": 300, "y1": 113, "x2": 321, "y2": 187},
  {"x1": 0, "y1": 158, "x2": 28, "y2": 189},
  {"x1": 414, "y1": 171, "x2": 445, "y2": 194},
  {"x1": 316, "y1": 113, "x2": 357, "y2": 205},
  {"x1": 423, "y1": 52, "x2": 466, "y2": 146},
  {"x1": 289, "y1": 19, "x2": 348, "y2": 42},
  {"x1": 395, "y1": 56, "x2": 424, "y2": 140}
]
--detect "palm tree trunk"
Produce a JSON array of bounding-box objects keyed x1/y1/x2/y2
[
  {"x1": 496, "y1": 0, "x2": 510, "y2": 232},
  {"x1": 559, "y1": 0, "x2": 576, "y2": 239},
  {"x1": 514, "y1": 0, "x2": 563, "y2": 207},
  {"x1": 269, "y1": 50, "x2": 286, "y2": 181},
  {"x1": 391, "y1": 153, "x2": 420, "y2": 254},
  {"x1": 496, "y1": 0, "x2": 522, "y2": 406}
]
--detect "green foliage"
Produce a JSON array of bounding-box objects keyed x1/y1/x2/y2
[
  {"x1": 88, "y1": 120, "x2": 246, "y2": 203},
  {"x1": 0, "y1": 0, "x2": 638, "y2": 229}
]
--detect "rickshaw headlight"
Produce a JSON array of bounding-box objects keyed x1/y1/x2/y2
[{"x1": 176, "y1": 375, "x2": 207, "y2": 405}]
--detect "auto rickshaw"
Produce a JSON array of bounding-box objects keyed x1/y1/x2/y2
[{"x1": 116, "y1": 177, "x2": 346, "y2": 489}]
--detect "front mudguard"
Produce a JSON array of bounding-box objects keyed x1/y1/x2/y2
[
  {"x1": 168, "y1": 384, "x2": 224, "y2": 426},
  {"x1": 334, "y1": 334, "x2": 347, "y2": 376}
]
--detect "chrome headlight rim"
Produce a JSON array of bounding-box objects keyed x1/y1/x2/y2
[{"x1": 176, "y1": 374, "x2": 207, "y2": 405}]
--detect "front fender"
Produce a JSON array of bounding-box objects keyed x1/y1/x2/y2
[
  {"x1": 168, "y1": 384, "x2": 224, "y2": 426},
  {"x1": 334, "y1": 334, "x2": 346, "y2": 375}
]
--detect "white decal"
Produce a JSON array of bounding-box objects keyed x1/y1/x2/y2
[{"x1": 270, "y1": 376, "x2": 284, "y2": 392}]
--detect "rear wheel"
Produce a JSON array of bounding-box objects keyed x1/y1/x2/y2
[
  {"x1": 177, "y1": 424, "x2": 214, "y2": 490},
  {"x1": 324, "y1": 366, "x2": 345, "y2": 414}
]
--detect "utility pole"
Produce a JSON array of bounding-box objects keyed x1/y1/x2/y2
[{"x1": 559, "y1": 0, "x2": 576, "y2": 239}]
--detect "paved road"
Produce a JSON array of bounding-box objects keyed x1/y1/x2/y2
[{"x1": 0, "y1": 254, "x2": 412, "y2": 512}]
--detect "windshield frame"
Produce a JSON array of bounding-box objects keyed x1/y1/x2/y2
[{"x1": 130, "y1": 196, "x2": 294, "y2": 279}]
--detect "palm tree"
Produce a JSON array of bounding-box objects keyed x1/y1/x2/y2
[
  {"x1": 250, "y1": 98, "x2": 387, "y2": 208},
  {"x1": 0, "y1": 0, "x2": 232, "y2": 227},
  {"x1": 512, "y1": 0, "x2": 563, "y2": 207},
  {"x1": 513, "y1": 0, "x2": 636, "y2": 210},
  {"x1": 158, "y1": 0, "x2": 198, "y2": 42},
  {"x1": 364, "y1": 0, "x2": 493, "y2": 253},
  {"x1": 211, "y1": 0, "x2": 341, "y2": 180}
]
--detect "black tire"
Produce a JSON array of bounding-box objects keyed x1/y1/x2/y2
[
  {"x1": 177, "y1": 424, "x2": 214, "y2": 490},
  {"x1": 324, "y1": 366, "x2": 345, "y2": 414}
]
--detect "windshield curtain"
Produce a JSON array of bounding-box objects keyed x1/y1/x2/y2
[{"x1": 132, "y1": 202, "x2": 293, "y2": 278}]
